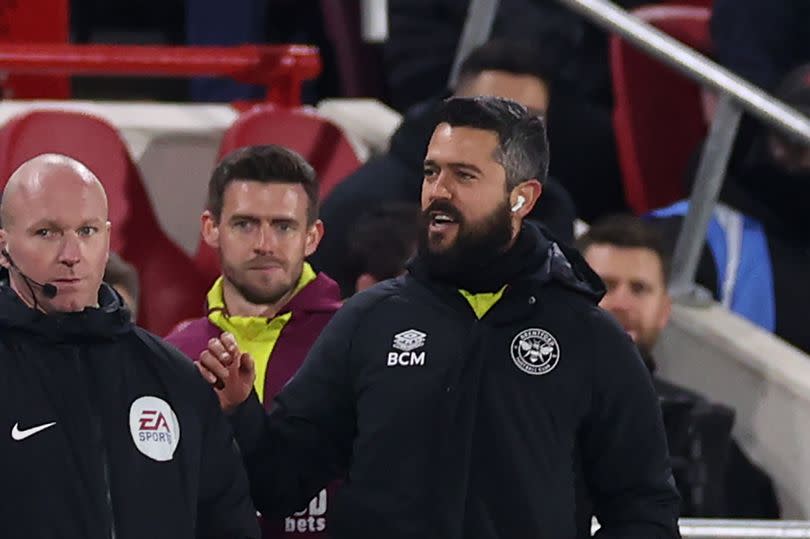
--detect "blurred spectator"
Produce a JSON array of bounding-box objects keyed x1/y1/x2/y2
[
  {"x1": 651, "y1": 64, "x2": 810, "y2": 354},
  {"x1": 104, "y1": 251, "x2": 140, "y2": 322},
  {"x1": 578, "y1": 214, "x2": 780, "y2": 519},
  {"x1": 185, "y1": 0, "x2": 339, "y2": 103},
  {"x1": 312, "y1": 40, "x2": 578, "y2": 297},
  {"x1": 710, "y1": 0, "x2": 810, "y2": 171},
  {"x1": 578, "y1": 215, "x2": 671, "y2": 369},
  {"x1": 166, "y1": 145, "x2": 342, "y2": 538},
  {"x1": 344, "y1": 203, "x2": 420, "y2": 294},
  {"x1": 712, "y1": 0, "x2": 810, "y2": 94},
  {"x1": 384, "y1": 0, "x2": 653, "y2": 111},
  {"x1": 185, "y1": 0, "x2": 268, "y2": 101}
]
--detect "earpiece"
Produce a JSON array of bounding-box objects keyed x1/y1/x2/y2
[{"x1": 511, "y1": 195, "x2": 526, "y2": 213}]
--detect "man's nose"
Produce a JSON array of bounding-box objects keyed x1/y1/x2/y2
[
  {"x1": 426, "y1": 171, "x2": 453, "y2": 201},
  {"x1": 602, "y1": 286, "x2": 634, "y2": 313},
  {"x1": 253, "y1": 223, "x2": 277, "y2": 254},
  {"x1": 58, "y1": 234, "x2": 81, "y2": 266}
]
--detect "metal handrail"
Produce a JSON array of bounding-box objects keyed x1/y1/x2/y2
[
  {"x1": 554, "y1": 0, "x2": 810, "y2": 143},
  {"x1": 679, "y1": 518, "x2": 810, "y2": 538},
  {"x1": 592, "y1": 518, "x2": 810, "y2": 538},
  {"x1": 0, "y1": 44, "x2": 322, "y2": 106},
  {"x1": 553, "y1": 0, "x2": 810, "y2": 299}
]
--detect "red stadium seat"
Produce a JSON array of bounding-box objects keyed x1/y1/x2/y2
[
  {"x1": 218, "y1": 104, "x2": 361, "y2": 198},
  {"x1": 0, "y1": 110, "x2": 209, "y2": 335},
  {"x1": 194, "y1": 104, "x2": 361, "y2": 284},
  {"x1": 610, "y1": 5, "x2": 712, "y2": 214}
]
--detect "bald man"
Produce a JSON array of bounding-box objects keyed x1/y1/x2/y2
[{"x1": 0, "y1": 154, "x2": 259, "y2": 539}]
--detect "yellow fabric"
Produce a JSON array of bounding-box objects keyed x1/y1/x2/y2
[
  {"x1": 206, "y1": 263, "x2": 317, "y2": 403},
  {"x1": 458, "y1": 286, "x2": 508, "y2": 319}
]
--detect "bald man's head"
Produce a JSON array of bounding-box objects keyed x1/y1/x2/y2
[
  {"x1": 1, "y1": 154, "x2": 108, "y2": 229},
  {"x1": 0, "y1": 154, "x2": 112, "y2": 313}
]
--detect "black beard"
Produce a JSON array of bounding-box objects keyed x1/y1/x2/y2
[{"x1": 417, "y1": 198, "x2": 514, "y2": 281}]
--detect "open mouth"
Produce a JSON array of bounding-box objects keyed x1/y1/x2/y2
[{"x1": 429, "y1": 211, "x2": 459, "y2": 232}]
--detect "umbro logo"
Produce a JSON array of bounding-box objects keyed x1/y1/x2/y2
[
  {"x1": 388, "y1": 329, "x2": 427, "y2": 367},
  {"x1": 392, "y1": 329, "x2": 426, "y2": 352}
]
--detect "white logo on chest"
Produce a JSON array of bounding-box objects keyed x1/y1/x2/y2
[
  {"x1": 129, "y1": 396, "x2": 180, "y2": 462},
  {"x1": 510, "y1": 328, "x2": 560, "y2": 376},
  {"x1": 388, "y1": 329, "x2": 427, "y2": 367}
]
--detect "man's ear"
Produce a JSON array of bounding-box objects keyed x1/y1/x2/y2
[
  {"x1": 0, "y1": 229, "x2": 8, "y2": 269},
  {"x1": 509, "y1": 179, "x2": 543, "y2": 219},
  {"x1": 201, "y1": 211, "x2": 220, "y2": 249},
  {"x1": 305, "y1": 219, "x2": 325, "y2": 258},
  {"x1": 657, "y1": 293, "x2": 673, "y2": 332}
]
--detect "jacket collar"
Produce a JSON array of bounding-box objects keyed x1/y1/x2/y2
[
  {"x1": 206, "y1": 263, "x2": 342, "y2": 324},
  {"x1": 0, "y1": 275, "x2": 133, "y2": 343},
  {"x1": 408, "y1": 222, "x2": 604, "y2": 304}
]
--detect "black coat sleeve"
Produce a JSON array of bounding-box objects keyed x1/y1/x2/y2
[
  {"x1": 195, "y1": 367, "x2": 261, "y2": 538},
  {"x1": 228, "y1": 300, "x2": 362, "y2": 517},
  {"x1": 582, "y1": 311, "x2": 682, "y2": 538}
]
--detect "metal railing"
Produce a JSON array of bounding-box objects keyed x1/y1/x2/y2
[
  {"x1": 679, "y1": 519, "x2": 810, "y2": 538},
  {"x1": 553, "y1": 0, "x2": 810, "y2": 301},
  {"x1": 592, "y1": 518, "x2": 810, "y2": 538},
  {"x1": 0, "y1": 44, "x2": 321, "y2": 106}
]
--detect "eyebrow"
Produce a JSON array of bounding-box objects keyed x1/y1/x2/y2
[
  {"x1": 423, "y1": 160, "x2": 484, "y2": 174},
  {"x1": 229, "y1": 213, "x2": 299, "y2": 224},
  {"x1": 27, "y1": 218, "x2": 104, "y2": 230}
]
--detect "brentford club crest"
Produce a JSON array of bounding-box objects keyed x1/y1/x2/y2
[{"x1": 510, "y1": 328, "x2": 560, "y2": 376}]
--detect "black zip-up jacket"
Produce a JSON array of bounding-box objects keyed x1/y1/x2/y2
[
  {"x1": 231, "y1": 224, "x2": 681, "y2": 538},
  {"x1": 0, "y1": 280, "x2": 259, "y2": 539}
]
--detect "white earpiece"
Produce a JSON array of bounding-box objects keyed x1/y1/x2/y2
[{"x1": 511, "y1": 195, "x2": 526, "y2": 213}]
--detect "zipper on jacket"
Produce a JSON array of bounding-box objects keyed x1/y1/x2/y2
[
  {"x1": 101, "y1": 447, "x2": 117, "y2": 539},
  {"x1": 73, "y1": 346, "x2": 118, "y2": 539}
]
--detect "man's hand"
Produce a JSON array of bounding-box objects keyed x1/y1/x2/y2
[{"x1": 197, "y1": 332, "x2": 256, "y2": 413}]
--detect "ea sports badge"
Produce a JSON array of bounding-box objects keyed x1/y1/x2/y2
[{"x1": 129, "y1": 396, "x2": 180, "y2": 462}]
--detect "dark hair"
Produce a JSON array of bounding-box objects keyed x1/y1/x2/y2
[
  {"x1": 576, "y1": 214, "x2": 671, "y2": 283},
  {"x1": 104, "y1": 251, "x2": 140, "y2": 309},
  {"x1": 207, "y1": 145, "x2": 319, "y2": 223},
  {"x1": 458, "y1": 39, "x2": 555, "y2": 90},
  {"x1": 344, "y1": 203, "x2": 420, "y2": 291},
  {"x1": 436, "y1": 96, "x2": 549, "y2": 188}
]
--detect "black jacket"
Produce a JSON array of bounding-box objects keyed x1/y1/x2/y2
[
  {"x1": 312, "y1": 99, "x2": 578, "y2": 297},
  {"x1": 232, "y1": 224, "x2": 681, "y2": 539},
  {"x1": 0, "y1": 280, "x2": 259, "y2": 539},
  {"x1": 655, "y1": 378, "x2": 780, "y2": 519}
]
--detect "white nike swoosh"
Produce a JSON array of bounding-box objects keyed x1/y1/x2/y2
[{"x1": 11, "y1": 421, "x2": 56, "y2": 441}]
